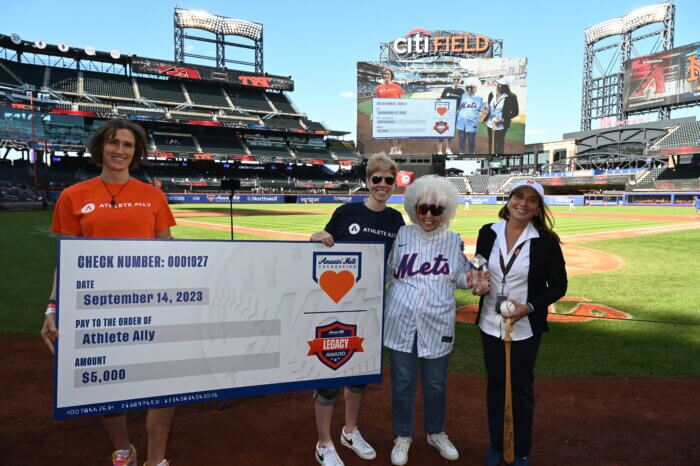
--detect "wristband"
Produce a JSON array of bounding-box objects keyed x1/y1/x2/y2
[{"x1": 45, "y1": 303, "x2": 56, "y2": 315}]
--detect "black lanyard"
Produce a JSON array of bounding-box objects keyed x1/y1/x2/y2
[{"x1": 498, "y1": 242, "x2": 525, "y2": 293}]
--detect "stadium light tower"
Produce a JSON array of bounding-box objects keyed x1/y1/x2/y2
[
  {"x1": 174, "y1": 7, "x2": 264, "y2": 73},
  {"x1": 580, "y1": 2, "x2": 675, "y2": 130}
]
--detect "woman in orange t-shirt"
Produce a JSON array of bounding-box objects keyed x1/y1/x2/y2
[
  {"x1": 41, "y1": 119, "x2": 176, "y2": 466},
  {"x1": 374, "y1": 68, "x2": 404, "y2": 154}
]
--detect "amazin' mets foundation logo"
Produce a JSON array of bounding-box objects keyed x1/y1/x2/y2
[
  {"x1": 307, "y1": 321, "x2": 364, "y2": 370},
  {"x1": 312, "y1": 252, "x2": 361, "y2": 303}
]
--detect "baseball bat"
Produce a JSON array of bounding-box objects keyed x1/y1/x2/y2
[{"x1": 503, "y1": 317, "x2": 515, "y2": 464}]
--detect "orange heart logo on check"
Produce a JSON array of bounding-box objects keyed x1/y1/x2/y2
[
  {"x1": 319, "y1": 270, "x2": 355, "y2": 303},
  {"x1": 436, "y1": 107, "x2": 448, "y2": 116}
]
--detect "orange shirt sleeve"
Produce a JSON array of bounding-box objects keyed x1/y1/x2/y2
[
  {"x1": 154, "y1": 190, "x2": 176, "y2": 233},
  {"x1": 51, "y1": 190, "x2": 82, "y2": 236}
]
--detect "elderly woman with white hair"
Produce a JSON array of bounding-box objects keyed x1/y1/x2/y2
[
  {"x1": 384, "y1": 175, "x2": 487, "y2": 465},
  {"x1": 457, "y1": 77, "x2": 485, "y2": 155}
]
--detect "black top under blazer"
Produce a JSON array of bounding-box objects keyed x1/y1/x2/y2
[{"x1": 475, "y1": 223, "x2": 568, "y2": 336}]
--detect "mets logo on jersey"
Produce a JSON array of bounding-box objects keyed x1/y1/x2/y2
[
  {"x1": 313, "y1": 252, "x2": 361, "y2": 303},
  {"x1": 435, "y1": 101, "x2": 450, "y2": 116},
  {"x1": 307, "y1": 321, "x2": 364, "y2": 370}
]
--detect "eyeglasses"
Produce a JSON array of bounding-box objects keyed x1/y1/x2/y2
[
  {"x1": 416, "y1": 204, "x2": 445, "y2": 216},
  {"x1": 370, "y1": 175, "x2": 395, "y2": 185}
]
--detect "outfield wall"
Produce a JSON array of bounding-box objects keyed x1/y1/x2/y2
[
  {"x1": 163, "y1": 193, "x2": 589, "y2": 206},
  {"x1": 46, "y1": 192, "x2": 697, "y2": 206}
]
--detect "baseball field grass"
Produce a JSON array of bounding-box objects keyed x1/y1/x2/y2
[{"x1": 2, "y1": 204, "x2": 698, "y2": 377}]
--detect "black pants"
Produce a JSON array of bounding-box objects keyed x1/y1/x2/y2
[
  {"x1": 487, "y1": 127, "x2": 507, "y2": 154},
  {"x1": 480, "y1": 330, "x2": 541, "y2": 457}
]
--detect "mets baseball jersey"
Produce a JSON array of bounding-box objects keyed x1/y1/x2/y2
[{"x1": 384, "y1": 224, "x2": 470, "y2": 358}]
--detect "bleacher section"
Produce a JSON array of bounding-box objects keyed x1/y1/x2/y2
[
  {"x1": 447, "y1": 177, "x2": 468, "y2": 193},
  {"x1": 657, "y1": 122, "x2": 700, "y2": 148},
  {"x1": 266, "y1": 116, "x2": 303, "y2": 131},
  {"x1": 226, "y1": 87, "x2": 272, "y2": 112},
  {"x1": 3, "y1": 60, "x2": 45, "y2": 88},
  {"x1": 302, "y1": 119, "x2": 326, "y2": 132},
  {"x1": 266, "y1": 92, "x2": 297, "y2": 114},
  {"x1": 197, "y1": 135, "x2": 247, "y2": 155},
  {"x1": 627, "y1": 167, "x2": 665, "y2": 190},
  {"x1": 468, "y1": 175, "x2": 489, "y2": 194},
  {"x1": 328, "y1": 140, "x2": 359, "y2": 159},
  {"x1": 0, "y1": 63, "x2": 20, "y2": 86},
  {"x1": 487, "y1": 175, "x2": 510, "y2": 193},
  {"x1": 152, "y1": 133, "x2": 197, "y2": 153},
  {"x1": 246, "y1": 140, "x2": 290, "y2": 159},
  {"x1": 185, "y1": 82, "x2": 229, "y2": 108},
  {"x1": 292, "y1": 146, "x2": 333, "y2": 160},
  {"x1": 137, "y1": 79, "x2": 186, "y2": 104},
  {"x1": 83, "y1": 71, "x2": 134, "y2": 99},
  {"x1": 47, "y1": 67, "x2": 78, "y2": 94}
]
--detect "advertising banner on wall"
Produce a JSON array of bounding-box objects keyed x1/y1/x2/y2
[
  {"x1": 357, "y1": 57, "x2": 527, "y2": 156},
  {"x1": 623, "y1": 42, "x2": 700, "y2": 112}
]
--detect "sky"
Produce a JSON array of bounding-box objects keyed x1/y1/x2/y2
[{"x1": 4, "y1": 0, "x2": 699, "y2": 144}]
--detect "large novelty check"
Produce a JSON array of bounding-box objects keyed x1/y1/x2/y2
[{"x1": 54, "y1": 239, "x2": 384, "y2": 419}]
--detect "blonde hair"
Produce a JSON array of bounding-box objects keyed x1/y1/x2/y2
[{"x1": 366, "y1": 153, "x2": 399, "y2": 179}]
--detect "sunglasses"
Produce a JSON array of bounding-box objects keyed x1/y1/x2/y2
[
  {"x1": 416, "y1": 204, "x2": 445, "y2": 216},
  {"x1": 370, "y1": 175, "x2": 395, "y2": 185}
]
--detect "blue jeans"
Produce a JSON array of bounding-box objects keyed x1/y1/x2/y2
[
  {"x1": 458, "y1": 130, "x2": 477, "y2": 154},
  {"x1": 389, "y1": 336, "x2": 451, "y2": 437}
]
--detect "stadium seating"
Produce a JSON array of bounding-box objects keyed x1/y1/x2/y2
[
  {"x1": 152, "y1": 133, "x2": 198, "y2": 153},
  {"x1": 627, "y1": 166, "x2": 665, "y2": 190},
  {"x1": 225, "y1": 87, "x2": 273, "y2": 112},
  {"x1": 486, "y1": 175, "x2": 510, "y2": 193},
  {"x1": 328, "y1": 140, "x2": 359, "y2": 159},
  {"x1": 137, "y1": 78, "x2": 187, "y2": 104},
  {"x1": 47, "y1": 67, "x2": 79, "y2": 94},
  {"x1": 467, "y1": 175, "x2": 490, "y2": 194},
  {"x1": 0, "y1": 62, "x2": 20, "y2": 86},
  {"x1": 446, "y1": 177, "x2": 468, "y2": 193},
  {"x1": 197, "y1": 135, "x2": 247, "y2": 155},
  {"x1": 3, "y1": 60, "x2": 46, "y2": 89},
  {"x1": 266, "y1": 116, "x2": 303, "y2": 130},
  {"x1": 184, "y1": 82, "x2": 229, "y2": 108},
  {"x1": 83, "y1": 71, "x2": 135, "y2": 99},
  {"x1": 302, "y1": 119, "x2": 326, "y2": 132},
  {"x1": 657, "y1": 121, "x2": 700, "y2": 148},
  {"x1": 656, "y1": 165, "x2": 700, "y2": 181},
  {"x1": 292, "y1": 146, "x2": 333, "y2": 160},
  {"x1": 266, "y1": 92, "x2": 297, "y2": 114}
]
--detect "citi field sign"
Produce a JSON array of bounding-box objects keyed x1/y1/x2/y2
[{"x1": 390, "y1": 29, "x2": 493, "y2": 59}]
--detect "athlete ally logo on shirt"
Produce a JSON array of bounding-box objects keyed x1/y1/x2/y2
[
  {"x1": 80, "y1": 203, "x2": 96, "y2": 214},
  {"x1": 348, "y1": 223, "x2": 361, "y2": 235},
  {"x1": 394, "y1": 253, "x2": 450, "y2": 278}
]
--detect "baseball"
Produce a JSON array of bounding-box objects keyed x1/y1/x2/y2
[{"x1": 500, "y1": 300, "x2": 516, "y2": 315}]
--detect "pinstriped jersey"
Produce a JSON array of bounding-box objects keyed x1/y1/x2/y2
[{"x1": 384, "y1": 224, "x2": 470, "y2": 358}]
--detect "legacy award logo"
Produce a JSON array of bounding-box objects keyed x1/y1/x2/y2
[
  {"x1": 313, "y1": 252, "x2": 362, "y2": 303},
  {"x1": 433, "y1": 121, "x2": 449, "y2": 134},
  {"x1": 307, "y1": 321, "x2": 364, "y2": 370}
]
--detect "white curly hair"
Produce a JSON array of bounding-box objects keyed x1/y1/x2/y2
[{"x1": 403, "y1": 175, "x2": 459, "y2": 229}]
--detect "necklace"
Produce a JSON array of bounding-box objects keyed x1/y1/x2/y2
[{"x1": 100, "y1": 176, "x2": 131, "y2": 208}]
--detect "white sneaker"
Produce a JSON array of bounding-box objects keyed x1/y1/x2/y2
[
  {"x1": 316, "y1": 442, "x2": 345, "y2": 466},
  {"x1": 427, "y1": 432, "x2": 459, "y2": 460},
  {"x1": 446, "y1": 147, "x2": 453, "y2": 155},
  {"x1": 391, "y1": 436, "x2": 411, "y2": 465},
  {"x1": 340, "y1": 427, "x2": 376, "y2": 460}
]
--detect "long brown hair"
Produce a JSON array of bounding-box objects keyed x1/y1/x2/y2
[{"x1": 498, "y1": 191, "x2": 561, "y2": 243}]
